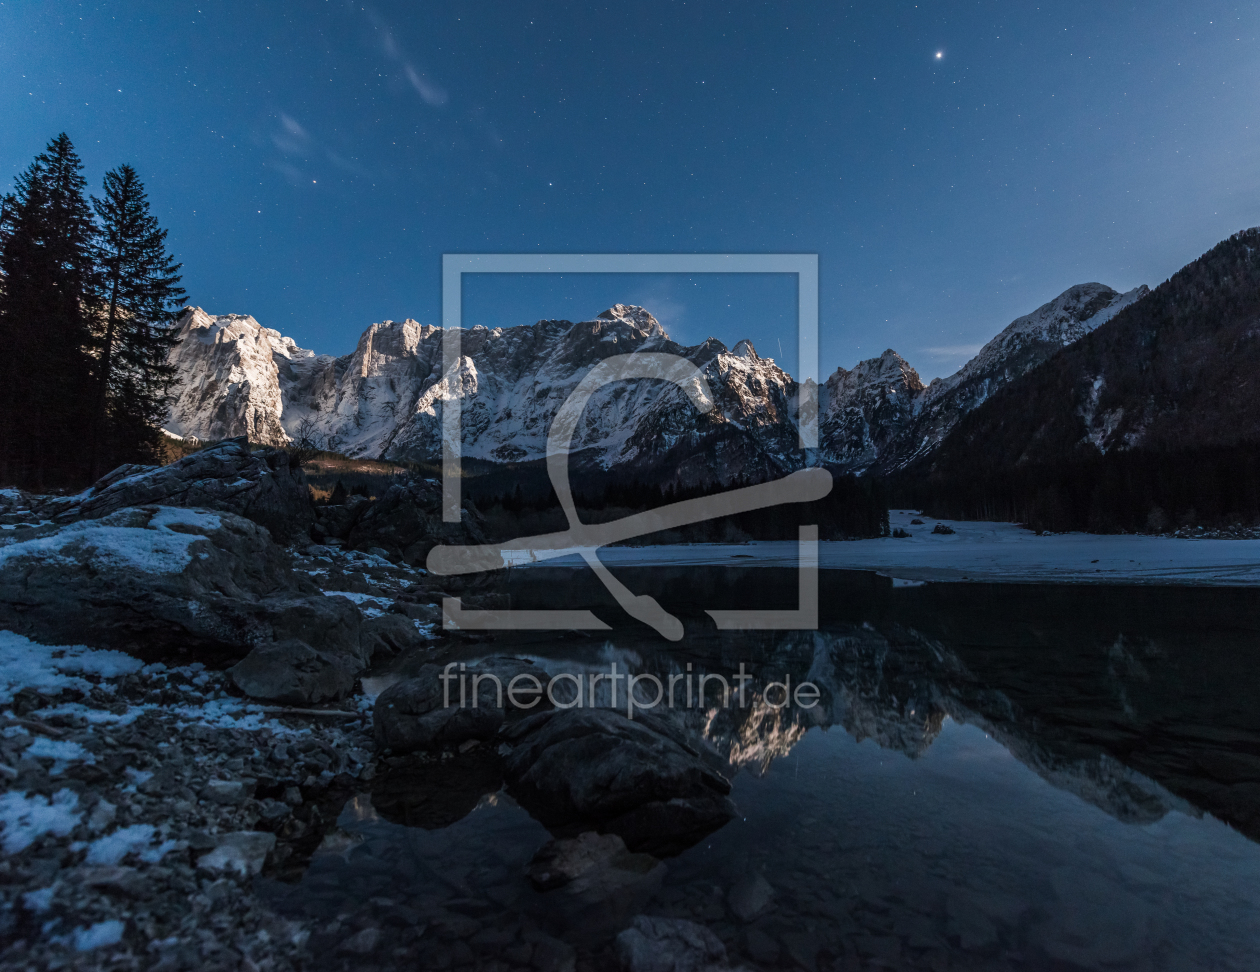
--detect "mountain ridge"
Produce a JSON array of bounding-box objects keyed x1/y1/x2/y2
[{"x1": 164, "y1": 283, "x2": 1146, "y2": 484}]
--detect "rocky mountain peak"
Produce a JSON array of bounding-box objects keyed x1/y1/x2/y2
[
  {"x1": 595, "y1": 304, "x2": 666, "y2": 337},
  {"x1": 164, "y1": 280, "x2": 1150, "y2": 483}
]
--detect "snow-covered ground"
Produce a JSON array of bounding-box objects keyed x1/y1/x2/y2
[{"x1": 529, "y1": 510, "x2": 1260, "y2": 586}]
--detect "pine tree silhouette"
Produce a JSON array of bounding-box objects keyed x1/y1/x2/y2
[
  {"x1": 90, "y1": 164, "x2": 185, "y2": 477},
  {"x1": 0, "y1": 134, "x2": 99, "y2": 487}
]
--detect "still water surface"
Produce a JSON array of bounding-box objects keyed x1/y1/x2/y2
[{"x1": 261, "y1": 569, "x2": 1260, "y2": 970}]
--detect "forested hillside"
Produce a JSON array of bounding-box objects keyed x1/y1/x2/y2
[{"x1": 899, "y1": 228, "x2": 1260, "y2": 531}]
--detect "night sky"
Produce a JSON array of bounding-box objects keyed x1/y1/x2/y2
[{"x1": 3, "y1": 1, "x2": 1258, "y2": 380}]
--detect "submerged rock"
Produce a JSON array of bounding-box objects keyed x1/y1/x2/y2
[
  {"x1": 502, "y1": 708, "x2": 736, "y2": 857},
  {"x1": 373, "y1": 656, "x2": 552, "y2": 754},
  {"x1": 726, "y1": 871, "x2": 774, "y2": 922},
  {"x1": 615, "y1": 915, "x2": 731, "y2": 972},
  {"x1": 527, "y1": 832, "x2": 668, "y2": 947}
]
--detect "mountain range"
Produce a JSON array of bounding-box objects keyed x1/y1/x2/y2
[
  {"x1": 164, "y1": 283, "x2": 1147, "y2": 486},
  {"x1": 909, "y1": 227, "x2": 1260, "y2": 531}
]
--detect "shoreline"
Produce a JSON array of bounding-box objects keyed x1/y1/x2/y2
[{"x1": 514, "y1": 511, "x2": 1260, "y2": 587}]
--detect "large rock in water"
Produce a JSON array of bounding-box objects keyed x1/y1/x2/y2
[
  {"x1": 0, "y1": 505, "x2": 367, "y2": 701},
  {"x1": 374, "y1": 657, "x2": 553, "y2": 753},
  {"x1": 501, "y1": 708, "x2": 737, "y2": 857},
  {"x1": 51, "y1": 438, "x2": 313, "y2": 543}
]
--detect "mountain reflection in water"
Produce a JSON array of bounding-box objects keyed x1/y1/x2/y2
[{"x1": 258, "y1": 568, "x2": 1260, "y2": 971}]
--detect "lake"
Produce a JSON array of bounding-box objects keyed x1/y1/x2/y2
[{"x1": 260, "y1": 567, "x2": 1260, "y2": 970}]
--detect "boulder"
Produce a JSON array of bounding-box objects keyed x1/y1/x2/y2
[
  {"x1": 615, "y1": 916, "x2": 731, "y2": 972},
  {"x1": 344, "y1": 479, "x2": 486, "y2": 565},
  {"x1": 227, "y1": 637, "x2": 359, "y2": 705},
  {"x1": 0, "y1": 506, "x2": 366, "y2": 699},
  {"x1": 51, "y1": 438, "x2": 313, "y2": 543},
  {"x1": 373, "y1": 656, "x2": 552, "y2": 753},
  {"x1": 502, "y1": 708, "x2": 736, "y2": 857},
  {"x1": 359, "y1": 613, "x2": 427, "y2": 659}
]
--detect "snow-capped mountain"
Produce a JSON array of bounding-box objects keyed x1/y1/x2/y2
[
  {"x1": 818, "y1": 282, "x2": 1149, "y2": 474},
  {"x1": 164, "y1": 283, "x2": 1149, "y2": 483},
  {"x1": 164, "y1": 304, "x2": 802, "y2": 485}
]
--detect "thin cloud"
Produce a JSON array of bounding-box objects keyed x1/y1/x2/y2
[
  {"x1": 404, "y1": 64, "x2": 448, "y2": 107},
  {"x1": 271, "y1": 114, "x2": 311, "y2": 156},
  {"x1": 268, "y1": 159, "x2": 309, "y2": 183},
  {"x1": 922, "y1": 344, "x2": 983, "y2": 359},
  {"x1": 364, "y1": 5, "x2": 449, "y2": 108}
]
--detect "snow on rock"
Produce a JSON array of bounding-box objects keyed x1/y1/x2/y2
[
  {"x1": 0, "y1": 789, "x2": 81, "y2": 854},
  {"x1": 165, "y1": 307, "x2": 319, "y2": 447},
  {"x1": 0, "y1": 630, "x2": 142, "y2": 704},
  {"x1": 0, "y1": 506, "x2": 365, "y2": 682},
  {"x1": 0, "y1": 506, "x2": 219, "y2": 576},
  {"x1": 72, "y1": 920, "x2": 125, "y2": 952},
  {"x1": 84, "y1": 824, "x2": 157, "y2": 865}
]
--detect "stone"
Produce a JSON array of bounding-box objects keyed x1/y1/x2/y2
[
  {"x1": 851, "y1": 935, "x2": 900, "y2": 964},
  {"x1": 529, "y1": 831, "x2": 635, "y2": 890},
  {"x1": 0, "y1": 505, "x2": 364, "y2": 674},
  {"x1": 79, "y1": 865, "x2": 148, "y2": 898},
  {"x1": 946, "y1": 893, "x2": 998, "y2": 951},
  {"x1": 526, "y1": 832, "x2": 667, "y2": 946},
  {"x1": 201, "y1": 780, "x2": 246, "y2": 805},
  {"x1": 337, "y1": 927, "x2": 381, "y2": 955},
  {"x1": 53, "y1": 438, "x2": 313, "y2": 542},
  {"x1": 197, "y1": 831, "x2": 276, "y2": 877},
  {"x1": 229, "y1": 638, "x2": 359, "y2": 705},
  {"x1": 345, "y1": 478, "x2": 486, "y2": 566},
  {"x1": 727, "y1": 872, "x2": 774, "y2": 922},
  {"x1": 373, "y1": 657, "x2": 552, "y2": 753},
  {"x1": 744, "y1": 928, "x2": 779, "y2": 963},
  {"x1": 524, "y1": 931, "x2": 576, "y2": 972},
  {"x1": 1033, "y1": 869, "x2": 1153, "y2": 969},
  {"x1": 502, "y1": 708, "x2": 736, "y2": 857},
  {"x1": 615, "y1": 915, "x2": 727, "y2": 972},
  {"x1": 783, "y1": 931, "x2": 829, "y2": 971},
  {"x1": 359, "y1": 613, "x2": 427, "y2": 659}
]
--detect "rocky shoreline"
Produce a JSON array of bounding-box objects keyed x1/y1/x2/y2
[{"x1": 0, "y1": 441, "x2": 760, "y2": 971}]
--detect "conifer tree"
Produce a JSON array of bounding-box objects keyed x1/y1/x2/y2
[
  {"x1": 90, "y1": 164, "x2": 185, "y2": 476},
  {"x1": 0, "y1": 134, "x2": 99, "y2": 487}
]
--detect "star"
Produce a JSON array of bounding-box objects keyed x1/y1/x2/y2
[{"x1": 935, "y1": 51, "x2": 943, "y2": 59}]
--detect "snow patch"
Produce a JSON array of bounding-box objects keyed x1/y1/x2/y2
[
  {"x1": 0, "y1": 789, "x2": 81, "y2": 854},
  {"x1": 0, "y1": 507, "x2": 219, "y2": 576},
  {"x1": 0, "y1": 631, "x2": 142, "y2": 705},
  {"x1": 73, "y1": 919, "x2": 125, "y2": 951},
  {"x1": 85, "y1": 824, "x2": 156, "y2": 865}
]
